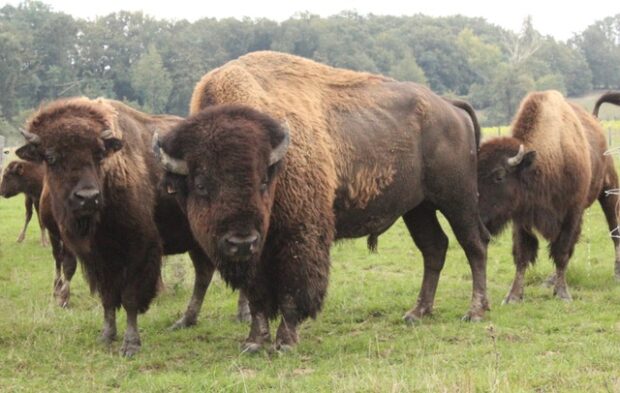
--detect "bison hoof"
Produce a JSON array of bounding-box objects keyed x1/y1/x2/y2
[
  {"x1": 99, "y1": 332, "x2": 117, "y2": 346},
  {"x1": 553, "y1": 288, "x2": 572, "y2": 302},
  {"x1": 241, "y1": 341, "x2": 263, "y2": 354},
  {"x1": 169, "y1": 316, "x2": 197, "y2": 331},
  {"x1": 16, "y1": 235, "x2": 25, "y2": 243},
  {"x1": 501, "y1": 294, "x2": 523, "y2": 305},
  {"x1": 274, "y1": 342, "x2": 295, "y2": 353},
  {"x1": 542, "y1": 274, "x2": 556, "y2": 288},
  {"x1": 462, "y1": 311, "x2": 484, "y2": 322},
  {"x1": 120, "y1": 340, "x2": 141, "y2": 357}
]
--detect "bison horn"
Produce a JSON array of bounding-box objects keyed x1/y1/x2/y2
[
  {"x1": 153, "y1": 132, "x2": 189, "y2": 175},
  {"x1": 507, "y1": 144, "x2": 525, "y2": 166},
  {"x1": 20, "y1": 128, "x2": 41, "y2": 144},
  {"x1": 100, "y1": 129, "x2": 114, "y2": 139},
  {"x1": 269, "y1": 122, "x2": 291, "y2": 166}
]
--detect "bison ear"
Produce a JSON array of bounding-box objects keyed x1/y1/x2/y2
[
  {"x1": 269, "y1": 121, "x2": 290, "y2": 165},
  {"x1": 16, "y1": 144, "x2": 44, "y2": 163},
  {"x1": 517, "y1": 150, "x2": 536, "y2": 173},
  {"x1": 15, "y1": 162, "x2": 24, "y2": 176}
]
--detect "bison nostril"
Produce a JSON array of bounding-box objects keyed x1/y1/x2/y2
[
  {"x1": 222, "y1": 231, "x2": 260, "y2": 257},
  {"x1": 74, "y1": 188, "x2": 100, "y2": 201}
]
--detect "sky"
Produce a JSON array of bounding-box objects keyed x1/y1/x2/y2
[{"x1": 1, "y1": 0, "x2": 619, "y2": 41}]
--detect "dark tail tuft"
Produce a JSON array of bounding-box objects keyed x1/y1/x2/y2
[
  {"x1": 367, "y1": 234, "x2": 378, "y2": 253},
  {"x1": 593, "y1": 91, "x2": 620, "y2": 117}
]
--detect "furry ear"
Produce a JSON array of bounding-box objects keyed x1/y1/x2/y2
[
  {"x1": 16, "y1": 144, "x2": 44, "y2": 163},
  {"x1": 518, "y1": 151, "x2": 536, "y2": 171}
]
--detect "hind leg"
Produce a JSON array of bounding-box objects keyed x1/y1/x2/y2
[
  {"x1": 503, "y1": 224, "x2": 538, "y2": 304},
  {"x1": 401, "y1": 204, "x2": 448, "y2": 323},
  {"x1": 170, "y1": 248, "x2": 216, "y2": 330},
  {"x1": 598, "y1": 163, "x2": 620, "y2": 280},
  {"x1": 57, "y1": 247, "x2": 77, "y2": 308},
  {"x1": 440, "y1": 205, "x2": 490, "y2": 321},
  {"x1": 549, "y1": 212, "x2": 583, "y2": 301},
  {"x1": 17, "y1": 196, "x2": 33, "y2": 243}
]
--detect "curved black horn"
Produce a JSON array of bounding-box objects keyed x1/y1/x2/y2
[
  {"x1": 507, "y1": 144, "x2": 525, "y2": 166},
  {"x1": 269, "y1": 122, "x2": 290, "y2": 165},
  {"x1": 20, "y1": 128, "x2": 41, "y2": 144},
  {"x1": 153, "y1": 132, "x2": 189, "y2": 175}
]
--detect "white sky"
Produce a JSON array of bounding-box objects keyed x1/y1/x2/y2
[{"x1": 2, "y1": 0, "x2": 619, "y2": 41}]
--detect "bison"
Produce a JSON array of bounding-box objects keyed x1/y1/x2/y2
[
  {"x1": 156, "y1": 51, "x2": 490, "y2": 352},
  {"x1": 593, "y1": 91, "x2": 620, "y2": 117},
  {"x1": 16, "y1": 97, "x2": 247, "y2": 356},
  {"x1": 0, "y1": 160, "x2": 48, "y2": 246},
  {"x1": 477, "y1": 90, "x2": 620, "y2": 304}
]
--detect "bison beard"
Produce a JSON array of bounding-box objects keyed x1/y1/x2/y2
[{"x1": 216, "y1": 255, "x2": 256, "y2": 289}]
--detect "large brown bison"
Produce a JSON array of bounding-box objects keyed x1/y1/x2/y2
[
  {"x1": 156, "y1": 51, "x2": 490, "y2": 352},
  {"x1": 15, "y1": 97, "x2": 246, "y2": 356},
  {"x1": 478, "y1": 90, "x2": 620, "y2": 304},
  {"x1": 0, "y1": 160, "x2": 48, "y2": 246}
]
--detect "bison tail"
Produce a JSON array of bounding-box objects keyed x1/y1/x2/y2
[
  {"x1": 367, "y1": 233, "x2": 379, "y2": 253},
  {"x1": 449, "y1": 99, "x2": 481, "y2": 150},
  {"x1": 593, "y1": 91, "x2": 620, "y2": 117}
]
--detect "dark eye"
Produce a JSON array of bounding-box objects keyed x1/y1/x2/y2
[
  {"x1": 493, "y1": 168, "x2": 506, "y2": 183},
  {"x1": 194, "y1": 180, "x2": 208, "y2": 196},
  {"x1": 94, "y1": 150, "x2": 105, "y2": 163},
  {"x1": 260, "y1": 177, "x2": 268, "y2": 194},
  {"x1": 45, "y1": 153, "x2": 57, "y2": 166}
]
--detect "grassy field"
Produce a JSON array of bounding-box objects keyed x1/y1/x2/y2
[{"x1": 1, "y1": 176, "x2": 620, "y2": 392}]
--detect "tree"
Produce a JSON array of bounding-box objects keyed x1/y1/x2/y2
[{"x1": 130, "y1": 45, "x2": 172, "y2": 113}]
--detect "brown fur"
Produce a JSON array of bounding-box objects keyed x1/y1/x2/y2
[
  {"x1": 16, "y1": 97, "x2": 225, "y2": 355},
  {"x1": 478, "y1": 90, "x2": 620, "y2": 302},
  {"x1": 163, "y1": 51, "x2": 490, "y2": 351}
]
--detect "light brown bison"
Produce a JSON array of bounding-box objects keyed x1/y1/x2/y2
[
  {"x1": 478, "y1": 90, "x2": 620, "y2": 304},
  {"x1": 16, "y1": 98, "x2": 246, "y2": 356},
  {"x1": 0, "y1": 160, "x2": 48, "y2": 246},
  {"x1": 156, "y1": 51, "x2": 490, "y2": 352}
]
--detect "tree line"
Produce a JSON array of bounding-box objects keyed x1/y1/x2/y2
[{"x1": 1, "y1": 1, "x2": 619, "y2": 143}]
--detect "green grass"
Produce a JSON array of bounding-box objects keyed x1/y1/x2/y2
[{"x1": 2, "y1": 175, "x2": 620, "y2": 392}]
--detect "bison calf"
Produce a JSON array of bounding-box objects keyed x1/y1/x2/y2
[
  {"x1": 478, "y1": 90, "x2": 620, "y2": 303},
  {"x1": 0, "y1": 160, "x2": 48, "y2": 246}
]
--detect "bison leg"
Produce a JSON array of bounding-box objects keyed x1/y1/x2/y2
[
  {"x1": 241, "y1": 309, "x2": 271, "y2": 353},
  {"x1": 100, "y1": 304, "x2": 117, "y2": 345},
  {"x1": 170, "y1": 248, "x2": 215, "y2": 330},
  {"x1": 442, "y1": 208, "x2": 490, "y2": 321},
  {"x1": 401, "y1": 205, "x2": 448, "y2": 324},
  {"x1": 275, "y1": 295, "x2": 300, "y2": 351},
  {"x1": 17, "y1": 195, "x2": 34, "y2": 243},
  {"x1": 120, "y1": 307, "x2": 141, "y2": 357},
  {"x1": 237, "y1": 290, "x2": 251, "y2": 323},
  {"x1": 503, "y1": 225, "x2": 538, "y2": 304},
  {"x1": 598, "y1": 166, "x2": 620, "y2": 281},
  {"x1": 549, "y1": 213, "x2": 583, "y2": 301},
  {"x1": 49, "y1": 231, "x2": 65, "y2": 304},
  {"x1": 33, "y1": 199, "x2": 49, "y2": 247},
  {"x1": 57, "y1": 249, "x2": 77, "y2": 308}
]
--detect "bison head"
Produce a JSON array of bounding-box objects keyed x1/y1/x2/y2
[
  {"x1": 16, "y1": 113, "x2": 123, "y2": 239},
  {"x1": 155, "y1": 105, "x2": 289, "y2": 287},
  {"x1": 477, "y1": 137, "x2": 536, "y2": 235},
  {"x1": 0, "y1": 161, "x2": 31, "y2": 198}
]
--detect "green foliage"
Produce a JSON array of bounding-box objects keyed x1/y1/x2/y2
[
  {"x1": 0, "y1": 3, "x2": 618, "y2": 126},
  {"x1": 131, "y1": 45, "x2": 173, "y2": 113}
]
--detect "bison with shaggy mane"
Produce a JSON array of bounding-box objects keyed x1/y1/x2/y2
[
  {"x1": 16, "y1": 98, "x2": 247, "y2": 356},
  {"x1": 156, "y1": 51, "x2": 490, "y2": 352},
  {"x1": 478, "y1": 90, "x2": 620, "y2": 304}
]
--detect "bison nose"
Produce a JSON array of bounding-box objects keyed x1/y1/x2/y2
[
  {"x1": 72, "y1": 188, "x2": 101, "y2": 210},
  {"x1": 220, "y1": 230, "x2": 260, "y2": 260}
]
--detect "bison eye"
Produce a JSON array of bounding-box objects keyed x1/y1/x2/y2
[
  {"x1": 493, "y1": 168, "x2": 506, "y2": 183},
  {"x1": 45, "y1": 153, "x2": 57, "y2": 166},
  {"x1": 194, "y1": 181, "x2": 208, "y2": 196}
]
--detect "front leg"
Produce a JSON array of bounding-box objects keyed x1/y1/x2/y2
[
  {"x1": 241, "y1": 308, "x2": 271, "y2": 353},
  {"x1": 17, "y1": 196, "x2": 34, "y2": 243},
  {"x1": 100, "y1": 304, "x2": 117, "y2": 346},
  {"x1": 170, "y1": 248, "x2": 215, "y2": 330},
  {"x1": 503, "y1": 224, "x2": 538, "y2": 304},
  {"x1": 275, "y1": 294, "x2": 300, "y2": 351},
  {"x1": 120, "y1": 307, "x2": 141, "y2": 357}
]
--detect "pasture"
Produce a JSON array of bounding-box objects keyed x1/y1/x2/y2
[{"x1": 1, "y1": 134, "x2": 620, "y2": 392}]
